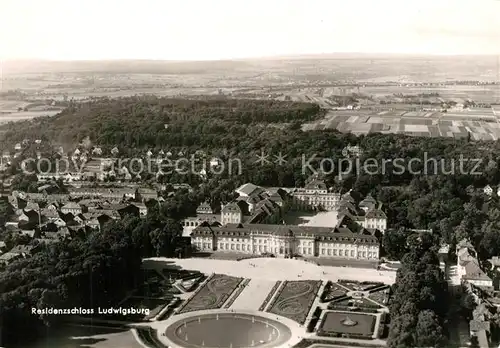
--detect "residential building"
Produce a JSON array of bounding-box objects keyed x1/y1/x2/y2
[
  {"x1": 191, "y1": 223, "x2": 380, "y2": 260},
  {"x1": 61, "y1": 202, "x2": 83, "y2": 215},
  {"x1": 342, "y1": 144, "x2": 363, "y2": 158},
  {"x1": 137, "y1": 187, "x2": 158, "y2": 201},
  {"x1": 131, "y1": 203, "x2": 148, "y2": 216},
  {"x1": 235, "y1": 183, "x2": 266, "y2": 198},
  {"x1": 457, "y1": 239, "x2": 493, "y2": 288},
  {"x1": 0, "y1": 244, "x2": 39, "y2": 266}
]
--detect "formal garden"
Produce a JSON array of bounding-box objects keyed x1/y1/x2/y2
[
  {"x1": 177, "y1": 274, "x2": 243, "y2": 313},
  {"x1": 317, "y1": 311, "x2": 377, "y2": 339},
  {"x1": 266, "y1": 280, "x2": 322, "y2": 324},
  {"x1": 319, "y1": 280, "x2": 391, "y2": 315},
  {"x1": 258, "y1": 281, "x2": 282, "y2": 311},
  {"x1": 367, "y1": 286, "x2": 392, "y2": 307},
  {"x1": 98, "y1": 269, "x2": 186, "y2": 321},
  {"x1": 293, "y1": 338, "x2": 385, "y2": 348},
  {"x1": 319, "y1": 281, "x2": 349, "y2": 302},
  {"x1": 337, "y1": 279, "x2": 386, "y2": 292},
  {"x1": 327, "y1": 297, "x2": 382, "y2": 313}
]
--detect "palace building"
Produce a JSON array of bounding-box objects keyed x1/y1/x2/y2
[
  {"x1": 289, "y1": 177, "x2": 340, "y2": 211},
  {"x1": 191, "y1": 223, "x2": 380, "y2": 260},
  {"x1": 186, "y1": 181, "x2": 387, "y2": 262},
  {"x1": 181, "y1": 185, "x2": 286, "y2": 236},
  {"x1": 336, "y1": 191, "x2": 387, "y2": 233}
]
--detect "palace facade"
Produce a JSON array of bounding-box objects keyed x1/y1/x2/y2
[
  {"x1": 191, "y1": 223, "x2": 380, "y2": 261},
  {"x1": 290, "y1": 177, "x2": 340, "y2": 211}
]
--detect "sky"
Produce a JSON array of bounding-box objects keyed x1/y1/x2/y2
[{"x1": 1, "y1": 0, "x2": 500, "y2": 60}]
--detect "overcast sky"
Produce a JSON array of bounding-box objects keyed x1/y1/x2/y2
[{"x1": 1, "y1": 0, "x2": 500, "y2": 60}]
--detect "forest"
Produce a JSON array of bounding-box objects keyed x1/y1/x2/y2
[
  {"x1": 2, "y1": 96, "x2": 500, "y2": 345},
  {"x1": 0, "y1": 200, "x2": 194, "y2": 346}
]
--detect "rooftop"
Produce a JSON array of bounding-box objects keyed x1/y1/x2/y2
[{"x1": 236, "y1": 183, "x2": 265, "y2": 197}]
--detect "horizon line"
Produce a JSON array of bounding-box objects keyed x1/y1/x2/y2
[{"x1": 2, "y1": 51, "x2": 500, "y2": 63}]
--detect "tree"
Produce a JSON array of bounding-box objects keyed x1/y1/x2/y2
[
  {"x1": 415, "y1": 310, "x2": 447, "y2": 348},
  {"x1": 382, "y1": 227, "x2": 408, "y2": 260},
  {"x1": 0, "y1": 200, "x2": 13, "y2": 226}
]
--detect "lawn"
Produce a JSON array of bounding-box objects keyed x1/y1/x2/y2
[
  {"x1": 320, "y1": 281, "x2": 348, "y2": 302},
  {"x1": 318, "y1": 311, "x2": 376, "y2": 338},
  {"x1": 368, "y1": 286, "x2": 391, "y2": 306},
  {"x1": 267, "y1": 280, "x2": 321, "y2": 324},
  {"x1": 177, "y1": 274, "x2": 243, "y2": 313},
  {"x1": 337, "y1": 280, "x2": 383, "y2": 291}
]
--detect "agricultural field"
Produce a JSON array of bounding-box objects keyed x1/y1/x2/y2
[
  {"x1": 302, "y1": 107, "x2": 500, "y2": 140},
  {"x1": 177, "y1": 274, "x2": 243, "y2": 313},
  {"x1": 0, "y1": 99, "x2": 63, "y2": 125},
  {"x1": 3, "y1": 56, "x2": 499, "y2": 142},
  {"x1": 266, "y1": 280, "x2": 322, "y2": 324}
]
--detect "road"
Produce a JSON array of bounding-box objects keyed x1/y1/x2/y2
[{"x1": 446, "y1": 264, "x2": 470, "y2": 348}]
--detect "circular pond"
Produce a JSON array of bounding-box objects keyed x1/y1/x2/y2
[{"x1": 165, "y1": 312, "x2": 293, "y2": 348}]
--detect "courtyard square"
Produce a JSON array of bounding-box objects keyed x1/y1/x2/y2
[{"x1": 145, "y1": 257, "x2": 396, "y2": 284}]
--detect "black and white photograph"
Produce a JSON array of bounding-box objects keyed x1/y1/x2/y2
[{"x1": 1, "y1": 0, "x2": 499, "y2": 347}]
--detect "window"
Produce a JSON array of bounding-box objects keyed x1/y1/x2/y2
[
  {"x1": 333, "y1": 249, "x2": 337, "y2": 256},
  {"x1": 327, "y1": 249, "x2": 331, "y2": 256},
  {"x1": 321, "y1": 249, "x2": 325, "y2": 255},
  {"x1": 339, "y1": 250, "x2": 343, "y2": 256},
  {"x1": 350, "y1": 250, "x2": 354, "y2": 257},
  {"x1": 236, "y1": 244, "x2": 240, "y2": 251},
  {"x1": 231, "y1": 244, "x2": 235, "y2": 250}
]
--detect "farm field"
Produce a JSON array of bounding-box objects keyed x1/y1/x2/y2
[
  {"x1": 266, "y1": 280, "x2": 322, "y2": 324},
  {"x1": 303, "y1": 108, "x2": 500, "y2": 140},
  {"x1": 0, "y1": 99, "x2": 63, "y2": 125}
]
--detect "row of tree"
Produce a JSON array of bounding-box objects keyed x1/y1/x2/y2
[{"x1": 388, "y1": 234, "x2": 449, "y2": 348}]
